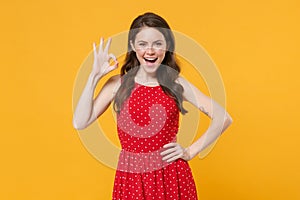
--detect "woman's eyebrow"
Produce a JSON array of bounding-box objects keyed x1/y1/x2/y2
[{"x1": 136, "y1": 40, "x2": 164, "y2": 43}]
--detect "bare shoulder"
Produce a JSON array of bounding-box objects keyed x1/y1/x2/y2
[
  {"x1": 175, "y1": 75, "x2": 193, "y2": 91},
  {"x1": 175, "y1": 75, "x2": 206, "y2": 102}
]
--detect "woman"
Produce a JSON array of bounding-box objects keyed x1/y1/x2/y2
[{"x1": 73, "y1": 12, "x2": 233, "y2": 200}]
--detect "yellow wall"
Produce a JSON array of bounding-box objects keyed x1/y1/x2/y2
[{"x1": 1, "y1": 0, "x2": 299, "y2": 199}]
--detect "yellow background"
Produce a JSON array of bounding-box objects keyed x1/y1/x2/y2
[{"x1": 1, "y1": 0, "x2": 299, "y2": 199}]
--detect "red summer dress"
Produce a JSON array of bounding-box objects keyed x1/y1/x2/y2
[{"x1": 112, "y1": 81, "x2": 198, "y2": 200}]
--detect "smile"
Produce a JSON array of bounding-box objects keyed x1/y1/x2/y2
[{"x1": 144, "y1": 57, "x2": 158, "y2": 63}]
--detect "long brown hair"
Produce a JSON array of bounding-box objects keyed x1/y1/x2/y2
[{"x1": 113, "y1": 12, "x2": 188, "y2": 114}]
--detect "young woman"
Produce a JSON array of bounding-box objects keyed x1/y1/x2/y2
[{"x1": 73, "y1": 12, "x2": 233, "y2": 200}]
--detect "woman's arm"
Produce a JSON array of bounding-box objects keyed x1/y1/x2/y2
[
  {"x1": 178, "y1": 76, "x2": 233, "y2": 159},
  {"x1": 72, "y1": 74, "x2": 120, "y2": 130},
  {"x1": 161, "y1": 76, "x2": 233, "y2": 162},
  {"x1": 72, "y1": 38, "x2": 119, "y2": 130}
]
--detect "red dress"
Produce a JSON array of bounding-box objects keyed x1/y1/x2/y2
[{"x1": 112, "y1": 81, "x2": 198, "y2": 200}]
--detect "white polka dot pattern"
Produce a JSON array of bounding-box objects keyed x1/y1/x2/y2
[{"x1": 113, "y1": 82, "x2": 198, "y2": 199}]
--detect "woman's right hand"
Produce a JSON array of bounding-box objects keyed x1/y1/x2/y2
[{"x1": 92, "y1": 37, "x2": 118, "y2": 79}]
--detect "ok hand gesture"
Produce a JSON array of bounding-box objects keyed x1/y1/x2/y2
[{"x1": 92, "y1": 37, "x2": 118, "y2": 79}]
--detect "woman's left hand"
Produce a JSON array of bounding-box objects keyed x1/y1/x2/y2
[{"x1": 160, "y1": 143, "x2": 191, "y2": 162}]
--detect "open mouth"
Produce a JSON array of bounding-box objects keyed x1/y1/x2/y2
[{"x1": 144, "y1": 57, "x2": 158, "y2": 63}]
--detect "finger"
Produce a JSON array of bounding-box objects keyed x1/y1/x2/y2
[
  {"x1": 106, "y1": 62, "x2": 119, "y2": 73},
  {"x1": 111, "y1": 61, "x2": 119, "y2": 70},
  {"x1": 160, "y1": 147, "x2": 177, "y2": 156},
  {"x1": 99, "y1": 37, "x2": 104, "y2": 53},
  {"x1": 166, "y1": 154, "x2": 182, "y2": 163},
  {"x1": 109, "y1": 63, "x2": 119, "y2": 71},
  {"x1": 163, "y1": 143, "x2": 178, "y2": 148},
  {"x1": 104, "y1": 37, "x2": 112, "y2": 53},
  {"x1": 93, "y1": 42, "x2": 97, "y2": 57},
  {"x1": 108, "y1": 64, "x2": 118, "y2": 72},
  {"x1": 162, "y1": 151, "x2": 182, "y2": 161},
  {"x1": 108, "y1": 53, "x2": 117, "y2": 62},
  {"x1": 100, "y1": 58, "x2": 118, "y2": 73}
]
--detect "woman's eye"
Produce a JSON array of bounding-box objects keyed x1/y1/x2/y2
[{"x1": 138, "y1": 43, "x2": 146, "y2": 46}]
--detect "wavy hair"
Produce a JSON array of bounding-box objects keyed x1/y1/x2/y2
[{"x1": 113, "y1": 12, "x2": 188, "y2": 114}]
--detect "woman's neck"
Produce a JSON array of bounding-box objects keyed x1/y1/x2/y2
[{"x1": 135, "y1": 68, "x2": 158, "y2": 83}]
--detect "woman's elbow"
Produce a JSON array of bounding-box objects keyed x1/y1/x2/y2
[
  {"x1": 72, "y1": 119, "x2": 88, "y2": 130},
  {"x1": 223, "y1": 113, "x2": 233, "y2": 131},
  {"x1": 226, "y1": 113, "x2": 233, "y2": 125}
]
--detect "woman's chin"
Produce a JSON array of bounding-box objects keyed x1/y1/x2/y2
[
  {"x1": 141, "y1": 62, "x2": 160, "y2": 72},
  {"x1": 144, "y1": 61, "x2": 158, "y2": 67}
]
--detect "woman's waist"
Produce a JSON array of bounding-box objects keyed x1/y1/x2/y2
[{"x1": 119, "y1": 135, "x2": 177, "y2": 153}]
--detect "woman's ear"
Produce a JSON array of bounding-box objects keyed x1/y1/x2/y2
[{"x1": 130, "y1": 40, "x2": 136, "y2": 52}]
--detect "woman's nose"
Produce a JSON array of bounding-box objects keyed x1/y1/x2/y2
[{"x1": 145, "y1": 46, "x2": 155, "y2": 54}]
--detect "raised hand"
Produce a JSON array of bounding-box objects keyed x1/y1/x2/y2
[
  {"x1": 92, "y1": 37, "x2": 118, "y2": 79},
  {"x1": 160, "y1": 143, "x2": 191, "y2": 163}
]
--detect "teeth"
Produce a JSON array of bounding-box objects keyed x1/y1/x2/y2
[{"x1": 145, "y1": 57, "x2": 157, "y2": 60}]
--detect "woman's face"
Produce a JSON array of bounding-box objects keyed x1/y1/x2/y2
[{"x1": 131, "y1": 27, "x2": 167, "y2": 75}]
